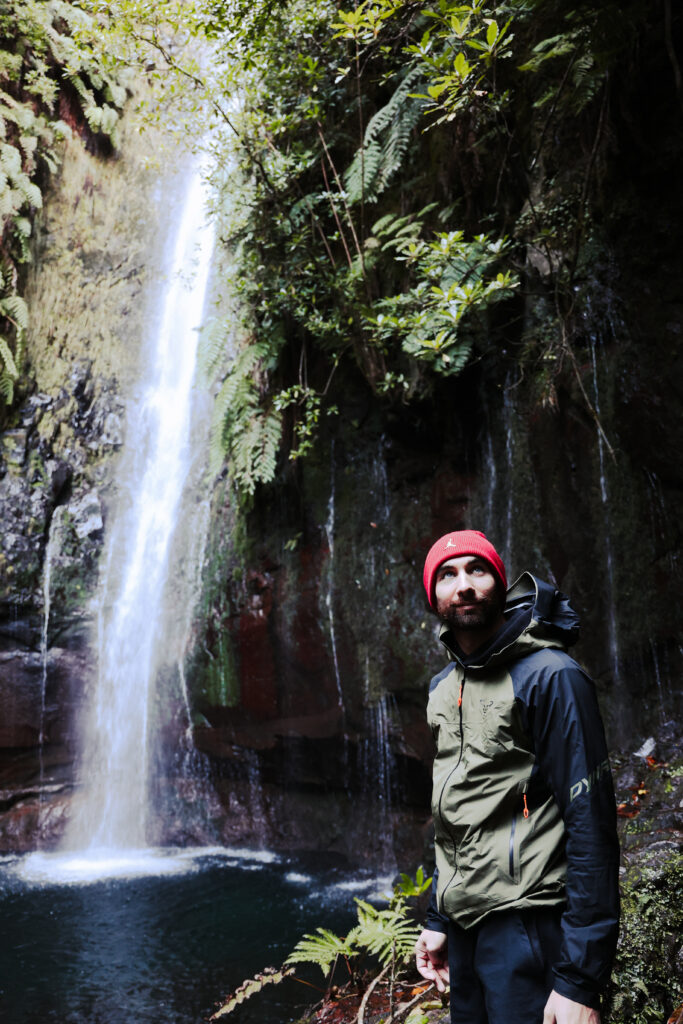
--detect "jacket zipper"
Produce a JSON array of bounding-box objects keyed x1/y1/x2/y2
[
  {"x1": 508, "y1": 812, "x2": 517, "y2": 877},
  {"x1": 509, "y1": 784, "x2": 530, "y2": 879},
  {"x1": 438, "y1": 671, "x2": 466, "y2": 911}
]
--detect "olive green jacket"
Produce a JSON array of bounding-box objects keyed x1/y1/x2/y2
[{"x1": 426, "y1": 574, "x2": 619, "y2": 1006}]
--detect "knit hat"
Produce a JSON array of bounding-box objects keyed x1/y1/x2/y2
[{"x1": 423, "y1": 530, "x2": 507, "y2": 608}]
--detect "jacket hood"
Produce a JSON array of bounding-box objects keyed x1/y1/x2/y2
[{"x1": 439, "y1": 572, "x2": 580, "y2": 669}]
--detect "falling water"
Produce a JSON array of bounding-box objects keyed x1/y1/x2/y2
[
  {"x1": 501, "y1": 381, "x2": 516, "y2": 562},
  {"x1": 63, "y1": 167, "x2": 215, "y2": 853},
  {"x1": 590, "y1": 339, "x2": 621, "y2": 683},
  {"x1": 176, "y1": 495, "x2": 213, "y2": 752},
  {"x1": 481, "y1": 426, "x2": 498, "y2": 538},
  {"x1": 39, "y1": 518, "x2": 58, "y2": 747},
  {"x1": 324, "y1": 444, "x2": 345, "y2": 715},
  {"x1": 36, "y1": 513, "x2": 61, "y2": 841},
  {"x1": 649, "y1": 639, "x2": 669, "y2": 724},
  {"x1": 359, "y1": 658, "x2": 399, "y2": 869}
]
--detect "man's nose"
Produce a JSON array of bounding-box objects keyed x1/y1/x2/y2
[{"x1": 455, "y1": 573, "x2": 474, "y2": 594}]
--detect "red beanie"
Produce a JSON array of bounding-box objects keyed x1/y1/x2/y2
[{"x1": 423, "y1": 530, "x2": 507, "y2": 608}]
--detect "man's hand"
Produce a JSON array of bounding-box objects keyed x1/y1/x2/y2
[
  {"x1": 543, "y1": 990, "x2": 601, "y2": 1024},
  {"x1": 415, "y1": 928, "x2": 449, "y2": 992}
]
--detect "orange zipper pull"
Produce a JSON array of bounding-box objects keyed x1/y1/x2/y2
[
  {"x1": 458, "y1": 681, "x2": 463, "y2": 708},
  {"x1": 523, "y1": 793, "x2": 529, "y2": 819}
]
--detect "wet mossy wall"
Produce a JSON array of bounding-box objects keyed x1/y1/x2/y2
[{"x1": 189, "y1": 39, "x2": 683, "y2": 858}]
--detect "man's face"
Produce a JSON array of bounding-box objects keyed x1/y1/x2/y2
[{"x1": 434, "y1": 555, "x2": 504, "y2": 636}]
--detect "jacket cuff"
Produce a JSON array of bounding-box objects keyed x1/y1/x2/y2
[
  {"x1": 551, "y1": 973, "x2": 601, "y2": 1010},
  {"x1": 425, "y1": 911, "x2": 449, "y2": 934}
]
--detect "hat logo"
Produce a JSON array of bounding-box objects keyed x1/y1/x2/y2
[{"x1": 446, "y1": 539, "x2": 458, "y2": 548}]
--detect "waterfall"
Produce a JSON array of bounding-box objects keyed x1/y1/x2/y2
[{"x1": 63, "y1": 167, "x2": 215, "y2": 853}]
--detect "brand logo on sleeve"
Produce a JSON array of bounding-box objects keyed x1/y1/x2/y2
[{"x1": 569, "y1": 758, "x2": 610, "y2": 802}]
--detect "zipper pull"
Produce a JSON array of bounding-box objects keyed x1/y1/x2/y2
[
  {"x1": 458, "y1": 680, "x2": 463, "y2": 708},
  {"x1": 523, "y1": 793, "x2": 529, "y2": 819}
]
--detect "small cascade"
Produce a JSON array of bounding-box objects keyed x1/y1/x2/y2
[
  {"x1": 649, "y1": 639, "x2": 669, "y2": 724},
  {"x1": 590, "y1": 339, "x2": 621, "y2": 683},
  {"x1": 359, "y1": 673, "x2": 398, "y2": 870},
  {"x1": 63, "y1": 166, "x2": 215, "y2": 854},
  {"x1": 645, "y1": 470, "x2": 679, "y2": 574},
  {"x1": 37, "y1": 513, "x2": 61, "y2": 841},
  {"x1": 243, "y1": 748, "x2": 267, "y2": 846},
  {"x1": 481, "y1": 426, "x2": 498, "y2": 538},
  {"x1": 474, "y1": 378, "x2": 515, "y2": 557},
  {"x1": 501, "y1": 379, "x2": 516, "y2": 562},
  {"x1": 39, "y1": 520, "x2": 57, "y2": 745},
  {"x1": 176, "y1": 495, "x2": 213, "y2": 756},
  {"x1": 324, "y1": 444, "x2": 345, "y2": 717}
]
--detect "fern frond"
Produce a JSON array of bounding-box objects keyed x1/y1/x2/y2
[
  {"x1": 570, "y1": 54, "x2": 599, "y2": 114},
  {"x1": 0, "y1": 335, "x2": 18, "y2": 378},
  {"x1": 285, "y1": 927, "x2": 357, "y2": 974},
  {"x1": 197, "y1": 316, "x2": 233, "y2": 381},
  {"x1": 0, "y1": 369, "x2": 14, "y2": 404},
  {"x1": 344, "y1": 66, "x2": 425, "y2": 204},
  {"x1": 349, "y1": 900, "x2": 421, "y2": 966},
  {"x1": 210, "y1": 967, "x2": 295, "y2": 1020},
  {"x1": 0, "y1": 293, "x2": 29, "y2": 332},
  {"x1": 231, "y1": 406, "x2": 282, "y2": 494}
]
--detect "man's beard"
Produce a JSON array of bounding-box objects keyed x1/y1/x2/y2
[{"x1": 438, "y1": 594, "x2": 503, "y2": 633}]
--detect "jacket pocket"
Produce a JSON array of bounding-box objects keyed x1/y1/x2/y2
[
  {"x1": 507, "y1": 786, "x2": 529, "y2": 883},
  {"x1": 475, "y1": 698, "x2": 514, "y2": 756}
]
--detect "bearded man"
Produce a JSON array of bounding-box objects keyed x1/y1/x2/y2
[{"x1": 415, "y1": 530, "x2": 620, "y2": 1024}]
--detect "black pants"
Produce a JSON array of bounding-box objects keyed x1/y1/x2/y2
[{"x1": 447, "y1": 907, "x2": 563, "y2": 1024}]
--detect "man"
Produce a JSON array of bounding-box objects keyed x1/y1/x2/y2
[{"x1": 415, "y1": 530, "x2": 619, "y2": 1024}]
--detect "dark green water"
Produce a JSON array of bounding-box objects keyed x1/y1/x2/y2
[{"x1": 0, "y1": 849, "x2": 390, "y2": 1024}]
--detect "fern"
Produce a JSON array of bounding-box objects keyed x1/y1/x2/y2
[
  {"x1": 0, "y1": 336, "x2": 18, "y2": 379},
  {"x1": 0, "y1": 369, "x2": 14, "y2": 403},
  {"x1": 230, "y1": 406, "x2": 283, "y2": 495},
  {"x1": 348, "y1": 899, "x2": 422, "y2": 967},
  {"x1": 285, "y1": 927, "x2": 356, "y2": 975},
  {"x1": 197, "y1": 316, "x2": 233, "y2": 381},
  {"x1": 0, "y1": 294, "x2": 29, "y2": 333},
  {"x1": 209, "y1": 871, "x2": 433, "y2": 1019},
  {"x1": 344, "y1": 66, "x2": 425, "y2": 204},
  {"x1": 207, "y1": 336, "x2": 284, "y2": 490}
]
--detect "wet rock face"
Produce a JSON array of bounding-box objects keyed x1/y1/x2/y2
[
  {"x1": 0, "y1": 379, "x2": 119, "y2": 608},
  {"x1": 190, "y1": 305, "x2": 682, "y2": 860},
  {"x1": 0, "y1": 645, "x2": 90, "y2": 850}
]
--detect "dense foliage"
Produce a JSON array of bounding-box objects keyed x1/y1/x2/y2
[
  {"x1": 0, "y1": 0, "x2": 125, "y2": 407},
  {"x1": 9, "y1": 0, "x2": 679, "y2": 495},
  {"x1": 154, "y1": 0, "x2": 670, "y2": 495}
]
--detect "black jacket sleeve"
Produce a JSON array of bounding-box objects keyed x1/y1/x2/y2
[
  {"x1": 425, "y1": 867, "x2": 450, "y2": 933},
  {"x1": 521, "y1": 655, "x2": 620, "y2": 1007}
]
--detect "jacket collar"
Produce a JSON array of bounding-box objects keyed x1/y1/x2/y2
[{"x1": 438, "y1": 572, "x2": 580, "y2": 669}]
